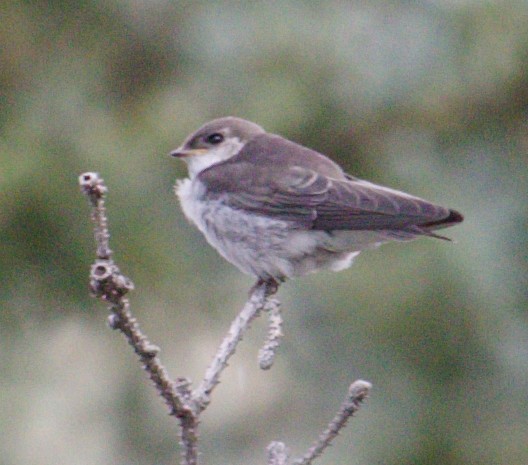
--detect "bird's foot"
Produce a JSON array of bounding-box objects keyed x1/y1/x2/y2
[{"x1": 251, "y1": 277, "x2": 282, "y2": 297}]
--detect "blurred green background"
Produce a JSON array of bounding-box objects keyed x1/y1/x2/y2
[{"x1": 1, "y1": 1, "x2": 527, "y2": 464}]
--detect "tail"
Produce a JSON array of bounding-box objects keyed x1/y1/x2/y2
[{"x1": 414, "y1": 209, "x2": 464, "y2": 241}]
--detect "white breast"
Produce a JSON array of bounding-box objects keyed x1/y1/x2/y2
[
  {"x1": 175, "y1": 177, "x2": 298, "y2": 278},
  {"x1": 175, "y1": 178, "x2": 209, "y2": 236}
]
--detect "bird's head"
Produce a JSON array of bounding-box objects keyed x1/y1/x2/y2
[{"x1": 171, "y1": 117, "x2": 265, "y2": 178}]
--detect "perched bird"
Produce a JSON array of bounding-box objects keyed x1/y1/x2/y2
[{"x1": 171, "y1": 117, "x2": 463, "y2": 282}]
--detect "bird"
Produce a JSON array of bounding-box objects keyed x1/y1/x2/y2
[{"x1": 171, "y1": 117, "x2": 463, "y2": 283}]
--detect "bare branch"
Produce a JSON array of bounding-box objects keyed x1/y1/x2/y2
[
  {"x1": 192, "y1": 280, "x2": 279, "y2": 412},
  {"x1": 79, "y1": 172, "x2": 198, "y2": 465},
  {"x1": 79, "y1": 172, "x2": 112, "y2": 259},
  {"x1": 258, "y1": 298, "x2": 283, "y2": 370},
  {"x1": 293, "y1": 380, "x2": 372, "y2": 465},
  {"x1": 267, "y1": 441, "x2": 289, "y2": 465}
]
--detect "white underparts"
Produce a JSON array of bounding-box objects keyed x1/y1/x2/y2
[{"x1": 175, "y1": 177, "x2": 413, "y2": 279}]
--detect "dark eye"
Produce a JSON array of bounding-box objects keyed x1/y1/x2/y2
[{"x1": 206, "y1": 133, "x2": 224, "y2": 145}]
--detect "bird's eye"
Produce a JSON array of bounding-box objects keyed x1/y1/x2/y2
[{"x1": 206, "y1": 133, "x2": 224, "y2": 145}]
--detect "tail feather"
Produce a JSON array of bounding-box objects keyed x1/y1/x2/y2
[
  {"x1": 415, "y1": 209, "x2": 464, "y2": 240},
  {"x1": 421, "y1": 209, "x2": 464, "y2": 229}
]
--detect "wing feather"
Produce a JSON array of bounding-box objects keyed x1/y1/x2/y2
[{"x1": 197, "y1": 135, "x2": 460, "y2": 233}]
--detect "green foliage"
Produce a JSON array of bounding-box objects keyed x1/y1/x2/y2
[{"x1": 1, "y1": 1, "x2": 527, "y2": 464}]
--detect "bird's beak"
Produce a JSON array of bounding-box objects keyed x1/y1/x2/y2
[{"x1": 170, "y1": 147, "x2": 208, "y2": 158}]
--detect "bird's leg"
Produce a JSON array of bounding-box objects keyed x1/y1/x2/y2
[{"x1": 251, "y1": 276, "x2": 282, "y2": 297}]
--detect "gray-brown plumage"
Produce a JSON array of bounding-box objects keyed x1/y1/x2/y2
[{"x1": 171, "y1": 117, "x2": 463, "y2": 280}]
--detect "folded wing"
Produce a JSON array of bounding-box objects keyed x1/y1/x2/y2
[{"x1": 198, "y1": 159, "x2": 462, "y2": 235}]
